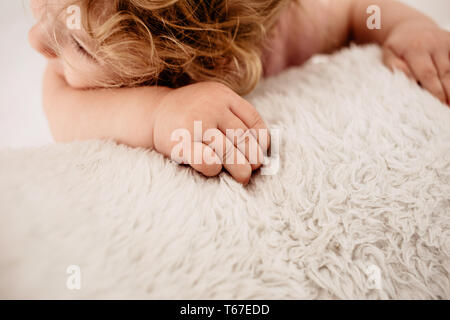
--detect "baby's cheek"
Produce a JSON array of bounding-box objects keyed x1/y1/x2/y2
[
  {"x1": 61, "y1": 49, "x2": 117, "y2": 88},
  {"x1": 63, "y1": 65, "x2": 93, "y2": 89},
  {"x1": 47, "y1": 59, "x2": 65, "y2": 79},
  {"x1": 61, "y1": 57, "x2": 102, "y2": 89}
]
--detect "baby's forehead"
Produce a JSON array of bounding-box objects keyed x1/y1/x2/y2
[
  {"x1": 32, "y1": 0, "x2": 113, "y2": 28},
  {"x1": 31, "y1": 0, "x2": 73, "y2": 19}
]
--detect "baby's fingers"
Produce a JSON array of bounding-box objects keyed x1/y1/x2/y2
[
  {"x1": 228, "y1": 97, "x2": 271, "y2": 153},
  {"x1": 203, "y1": 129, "x2": 252, "y2": 185},
  {"x1": 217, "y1": 112, "x2": 264, "y2": 171},
  {"x1": 433, "y1": 51, "x2": 450, "y2": 105},
  {"x1": 405, "y1": 51, "x2": 447, "y2": 103},
  {"x1": 174, "y1": 141, "x2": 223, "y2": 177},
  {"x1": 383, "y1": 47, "x2": 413, "y2": 78}
]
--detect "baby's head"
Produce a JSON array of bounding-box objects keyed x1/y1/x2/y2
[{"x1": 29, "y1": 0, "x2": 289, "y2": 94}]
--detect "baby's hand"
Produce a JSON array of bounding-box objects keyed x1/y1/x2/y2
[
  {"x1": 382, "y1": 20, "x2": 450, "y2": 105},
  {"x1": 152, "y1": 82, "x2": 270, "y2": 185}
]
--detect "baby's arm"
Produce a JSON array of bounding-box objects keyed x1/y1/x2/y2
[
  {"x1": 351, "y1": 0, "x2": 450, "y2": 105},
  {"x1": 348, "y1": 0, "x2": 436, "y2": 44},
  {"x1": 43, "y1": 62, "x2": 170, "y2": 149},
  {"x1": 300, "y1": 0, "x2": 450, "y2": 104},
  {"x1": 43, "y1": 63, "x2": 268, "y2": 185}
]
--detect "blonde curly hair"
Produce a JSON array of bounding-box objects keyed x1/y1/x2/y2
[{"x1": 61, "y1": 0, "x2": 292, "y2": 94}]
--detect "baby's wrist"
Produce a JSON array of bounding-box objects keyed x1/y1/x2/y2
[{"x1": 147, "y1": 86, "x2": 173, "y2": 150}]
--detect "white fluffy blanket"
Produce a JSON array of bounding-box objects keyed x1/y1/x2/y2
[{"x1": 1, "y1": 46, "x2": 449, "y2": 299}]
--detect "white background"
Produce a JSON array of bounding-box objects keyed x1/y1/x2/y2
[{"x1": 0, "y1": 1, "x2": 449, "y2": 148}]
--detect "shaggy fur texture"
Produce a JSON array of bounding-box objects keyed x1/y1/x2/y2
[{"x1": 0, "y1": 45, "x2": 449, "y2": 299}]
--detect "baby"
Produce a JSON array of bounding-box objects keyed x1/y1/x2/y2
[{"x1": 29, "y1": 0, "x2": 450, "y2": 184}]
